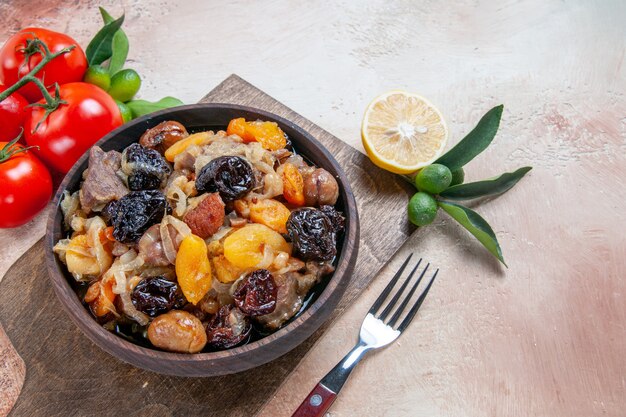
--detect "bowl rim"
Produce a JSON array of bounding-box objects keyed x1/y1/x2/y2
[{"x1": 45, "y1": 102, "x2": 359, "y2": 373}]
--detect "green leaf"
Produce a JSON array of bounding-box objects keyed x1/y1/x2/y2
[
  {"x1": 438, "y1": 201, "x2": 506, "y2": 266},
  {"x1": 440, "y1": 166, "x2": 532, "y2": 200},
  {"x1": 435, "y1": 105, "x2": 503, "y2": 171},
  {"x1": 126, "y1": 97, "x2": 184, "y2": 118},
  {"x1": 86, "y1": 13, "x2": 125, "y2": 66},
  {"x1": 100, "y1": 7, "x2": 129, "y2": 75},
  {"x1": 99, "y1": 7, "x2": 115, "y2": 23}
]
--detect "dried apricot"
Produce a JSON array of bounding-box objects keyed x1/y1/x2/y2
[
  {"x1": 84, "y1": 279, "x2": 116, "y2": 317},
  {"x1": 226, "y1": 118, "x2": 255, "y2": 142},
  {"x1": 226, "y1": 118, "x2": 287, "y2": 151},
  {"x1": 281, "y1": 163, "x2": 305, "y2": 206},
  {"x1": 175, "y1": 234, "x2": 212, "y2": 304},
  {"x1": 212, "y1": 255, "x2": 243, "y2": 283},
  {"x1": 164, "y1": 131, "x2": 211, "y2": 162},
  {"x1": 249, "y1": 199, "x2": 290, "y2": 233},
  {"x1": 223, "y1": 224, "x2": 291, "y2": 269}
]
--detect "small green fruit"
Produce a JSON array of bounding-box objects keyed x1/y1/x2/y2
[
  {"x1": 83, "y1": 65, "x2": 111, "y2": 91},
  {"x1": 408, "y1": 192, "x2": 438, "y2": 226},
  {"x1": 108, "y1": 69, "x2": 141, "y2": 102},
  {"x1": 415, "y1": 163, "x2": 452, "y2": 194},
  {"x1": 450, "y1": 168, "x2": 465, "y2": 186},
  {"x1": 116, "y1": 100, "x2": 133, "y2": 123}
]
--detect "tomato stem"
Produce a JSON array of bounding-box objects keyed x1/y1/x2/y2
[
  {"x1": 0, "y1": 36, "x2": 76, "y2": 104},
  {"x1": 0, "y1": 130, "x2": 40, "y2": 164}
]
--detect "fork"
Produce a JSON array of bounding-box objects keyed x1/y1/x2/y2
[{"x1": 291, "y1": 254, "x2": 438, "y2": 417}]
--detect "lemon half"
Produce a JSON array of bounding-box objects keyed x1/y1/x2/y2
[{"x1": 361, "y1": 91, "x2": 448, "y2": 174}]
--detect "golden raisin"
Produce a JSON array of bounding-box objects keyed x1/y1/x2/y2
[
  {"x1": 249, "y1": 199, "x2": 290, "y2": 233},
  {"x1": 175, "y1": 234, "x2": 212, "y2": 304}
]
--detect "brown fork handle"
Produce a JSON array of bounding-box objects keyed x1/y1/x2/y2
[
  {"x1": 291, "y1": 343, "x2": 369, "y2": 417},
  {"x1": 291, "y1": 382, "x2": 337, "y2": 417}
]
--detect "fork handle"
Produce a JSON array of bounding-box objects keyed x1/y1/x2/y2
[{"x1": 291, "y1": 344, "x2": 369, "y2": 417}]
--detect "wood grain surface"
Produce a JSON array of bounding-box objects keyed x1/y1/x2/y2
[
  {"x1": 0, "y1": 75, "x2": 413, "y2": 416},
  {"x1": 1, "y1": 1, "x2": 625, "y2": 416}
]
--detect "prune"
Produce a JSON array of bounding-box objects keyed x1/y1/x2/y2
[
  {"x1": 121, "y1": 143, "x2": 172, "y2": 191},
  {"x1": 101, "y1": 200, "x2": 119, "y2": 225},
  {"x1": 286, "y1": 208, "x2": 337, "y2": 261},
  {"x1": 205, "y1": 305, "x2": 252, "y2": 349},
  {"x1": 139, "y1": 120, "x2": 188, "y2": 154},
  {"x1": 111, "y1": 190, "x2": 171, "y2": 243},
  {"x1": 131, "y1": 276, "x2": 181, "y2": 317},
  {"x1": 233, "y1": 269, "x2": 278, "y2": 316},
  {"x1": 320, "y1": 205, "x2": 345, "y2": 234},
  {"x1": 196, "y1": 156, "x2": 254, "y2": 201}
]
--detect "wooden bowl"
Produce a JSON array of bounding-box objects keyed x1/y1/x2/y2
[{"x1": 45, "y1": 103, "x2": 359, "y2": 377}]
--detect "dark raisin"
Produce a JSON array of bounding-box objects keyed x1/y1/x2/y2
[
  {"x1": 131, "y1": 277, "x2": 180, "y2": 317},
  {"x1": 195, "y1": 156, "x2": 254, "y2": 201},
  {"x1": 286, "y1": 207, "x2": 337, "y2": 261},
  {"x1": 233, "y1": 269, "x2": 278, "y2": 316},
  {"x1": 320, "y1": 205, "x2": 345, "y2": 234},
  {"x1": 121, "y1": 143, "x2": 171, "y2": 191},
  {"x1": 205, "y1": 305, "x2": 251, "y2": 349},
  {"x1": 111, "y1": 190, "x2": 171, "y2": 243}
]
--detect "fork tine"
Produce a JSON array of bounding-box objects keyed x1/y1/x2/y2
[
  {"x1": 396, "y1": 269, "x2": 438, "y2": 332},
  {"x1": 386, "y1": 263, "x2": 430, "y2": 328},
  {"x1": 378, "y1": 259, "x2": 422, "y2": 321},
  {"x1": 368, "y1": 254, "x2": 413, "y2": 315}
]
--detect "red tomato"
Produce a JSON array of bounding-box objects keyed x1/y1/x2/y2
[
  {"x1": 0, "y1": 141, "x2": 52, "y2": 228},
  {"x1": 0, "y1": 85, "x2": 29, "y2": 142},
  {"x1": 24, "y1": 82, "x2": 123, "y2": 173},
  {"x1": 0, "y1": 28, "x2": 87, "y2": 102}
]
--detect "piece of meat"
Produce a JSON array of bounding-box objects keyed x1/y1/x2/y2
[
  {"x1": 79, "y1": 147, "x2": 128, "y2": 214},
  {"x1": 255, "y1": 261, "x2": 335, "y2": 330},
  {"x1": 173, "y1": 150, "x2": 196, "y2": 172},
  {"x1": 137, "y1": 223, "x2": 184, "y2": 266},
  {"x1": 255, "y1": 272, "x2": 301, "y2": 330},
  {"x1": 183, "y1": 193, "x2": 225, "y2": 239}
]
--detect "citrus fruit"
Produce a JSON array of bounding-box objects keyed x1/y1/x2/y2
[
  {"x1": 407, "y1": 192, "x2": 438, "y2": 226},
  {"x1": 450, "y1": 167, "x2": 465, "y2": 186},
  {"x1": 415, "y1": 163, "x2": 452, "y2": 194},
  {"x1": 108, "y1": 68, "x2": 141, "y2": 102},
  {"x1": 361, "y1": 91, "x2": 448, "y2": 174},
  {"x1": 115, "y1": 100, "x2": 132, "y2": 123},
  {"x1": 83, "y1": 65, "x2": 111, "y2": 91}
]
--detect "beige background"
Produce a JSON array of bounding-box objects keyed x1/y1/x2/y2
[{"x1": 1, "y1": 1, "x2": 625, "y2": 416}]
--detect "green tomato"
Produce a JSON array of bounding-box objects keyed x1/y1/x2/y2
[
  {"x1": 408, "y1": 192, "x2": 438, "y2": 226},
  {"x1": 83, "y1": 65, "x2": 111, "y2": 91},
  {"x1": 415, "y1": 164, "x2": 452, "y2": 194},
  {"x1": 108, "y1": 68, "x2": 141, "y2": 102},
  {"x1": 450, "y1": 168, "x2": 465, "y2": 186},
  {"x1": 115, "y1": 100, "x2": 133, "y2": 123}
]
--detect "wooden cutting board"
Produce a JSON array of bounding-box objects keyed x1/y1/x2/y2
[{"x1": 0, "y1": 75, "x2": 413, "y2": 417}]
